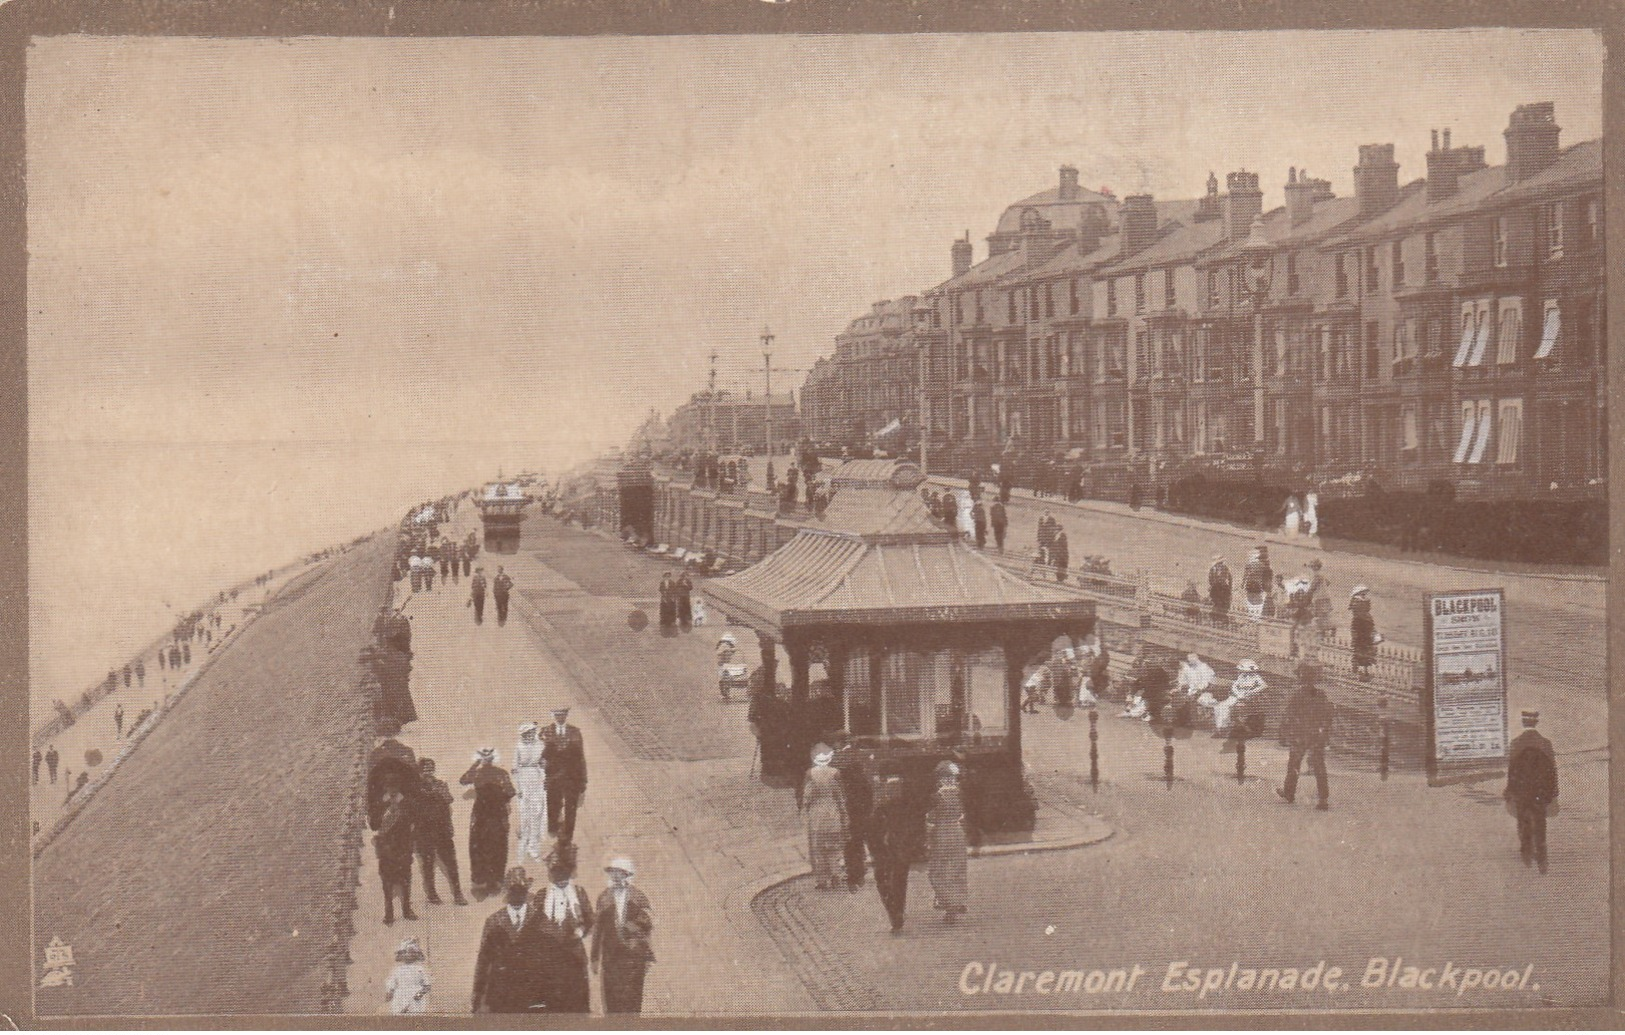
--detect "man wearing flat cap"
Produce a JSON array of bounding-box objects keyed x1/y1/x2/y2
[
  {"x1": 592, "y1": 856, "x2": 655, "y2": 1013},
  {"x1": 544, "y1": 707, "x2": 588, "y2": 843},
  {"x1": 1505, "y1": 710, "x2": 1558, "y2": 873},
  {"x1": 473, "y1": 867, "x2": 552, "y2": 1014},
  {"x1": 413, "y1": 758, "x2": 468, "y2": 907}
]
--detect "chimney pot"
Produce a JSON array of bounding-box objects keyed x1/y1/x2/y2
[
  {"x1": 1443, "y1": 128, "x2": 1451, "y2": 150},
  {"x1": 1431, "y1": 129, "x2": 1439, "y2": 152}
]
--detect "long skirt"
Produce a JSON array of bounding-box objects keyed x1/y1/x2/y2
[
  {"x1": 807, "y1": 812, "x2": 846, "y2": 888},
  {"x1": 1351, "y1": 615, "x2": 1377, "y2": 670},
  {"x1": 469, "y1": 804, "x2": 510, "y2": 892},
  {"x1": 927, "y1": 809, "x2": 968, "y2": 914},
  {"x1": 514, "y1": 767, "x2": 548, "y2": 861}
]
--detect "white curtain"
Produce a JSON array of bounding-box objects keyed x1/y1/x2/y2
[
  {"x1": 1468, "y1": 399, "x2": 1494, "y2": 464},
  {"x1": 1534, "y1": 301, "x2": 1561, "y2": 360},
  {"x1": 1452, "y1": 400, "x2": 1477, "y2": 463},
  {"x1": 1466, "y1": 302, "x2": 1493, "y2": 367},
  {"x1": 1453, "y1": 301, "x2": 1476, "y2": 367}
]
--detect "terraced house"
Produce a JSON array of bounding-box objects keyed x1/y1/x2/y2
[{"x1": 803, "y1": 101, "x2": 1605, "y2": 501}]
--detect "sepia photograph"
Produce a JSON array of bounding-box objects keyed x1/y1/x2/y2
[{"x1": 12, "y1": 8, "x2": 1617, "y2": 1026}]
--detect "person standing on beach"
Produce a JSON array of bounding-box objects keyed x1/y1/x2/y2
[
  {"x1": 31, "y1": 749, "x2": 41, "y2": 785},
  {"x1": 134, "y1": 659, "x2": 145, "y2": 687},
  {"x1": 493, "y1": 567, "x2": 513, "y2": 626},
  {"x1": 158, "y1": 647, "x2": 166, "y2": 672},
  {"x1": 45, "y1": 746, "x2": 59, "y2": 784},
  {"x1": 114, "y1": 704, "x2": 125, "y2": 739}
]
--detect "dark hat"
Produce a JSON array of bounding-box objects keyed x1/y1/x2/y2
[
  {"x1": 546, "y1": 842, "x2": 578, "y2": 880},
  {"x1": 504, "y1": 866, "x2": 532, "y2": 890},
  {"x1": 1309, "y1": 558, "x2": 1323, "y2": 569},
  {"x1": 1521, "y1": 709, "x2": 1540, "y2": 726},
  {"x1": 418, "y1": 757, "x2": 436, "y2": 772}
]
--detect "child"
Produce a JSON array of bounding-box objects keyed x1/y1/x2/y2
[{"x1": 385, "y1": 937, "x2": 431, "y2": 1015}]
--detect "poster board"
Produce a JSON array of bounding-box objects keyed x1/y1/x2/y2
[{"x1": 1422, "y1": 588, "x2": 1509, "y2": 784}]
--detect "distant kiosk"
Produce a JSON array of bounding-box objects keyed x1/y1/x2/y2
[{"x1": 478, "y1": 479, "x2": 532, "y2": 554}]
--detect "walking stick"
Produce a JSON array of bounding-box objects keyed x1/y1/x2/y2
[{"x1": 749, "y1": 739, "x2": 760, "y2": 779}]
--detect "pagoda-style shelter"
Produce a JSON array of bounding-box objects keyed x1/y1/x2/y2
[{"x1": 703, "y1": 459, "x2": 1094, "y2": 834}]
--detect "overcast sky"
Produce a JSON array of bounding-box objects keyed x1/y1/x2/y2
[{"x1": 28, "y1": 31, "x2": 1602, "y2": 456}]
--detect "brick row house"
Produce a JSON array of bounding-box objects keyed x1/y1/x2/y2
[{"x1": 800, "y1": 102, "x2": 1603, "y2": 499}]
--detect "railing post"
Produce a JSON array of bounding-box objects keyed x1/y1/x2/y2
[
  {"x1": 1162, "y1": 724, "x2": 1175, "y2": 788},
  {"x1": 1235, "y1": 735, "x2": 1247, "y2": 784},
  {"x1": 1088, "y1": 706, "x2": 1100, "y2": 791},
  {"x1": 1378, "y1": 690, "x2": 1391, "y2": 781}
]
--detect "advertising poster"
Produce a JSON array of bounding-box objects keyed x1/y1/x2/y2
[{"x1": 1424, "y1": 589, "x2": 1509, "y2": 771}]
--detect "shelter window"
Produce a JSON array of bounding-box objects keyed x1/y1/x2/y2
[{"x1": 957, "y1": 649, "x2": 1008, "y2": 739}]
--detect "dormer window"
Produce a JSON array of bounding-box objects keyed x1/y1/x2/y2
[
  {"x1": 1493, "y1": 216, "x2": 1509, "y2": 268},
  {"x1": 1546, "y1": 201, "x2": 1564, "y2": 261}
]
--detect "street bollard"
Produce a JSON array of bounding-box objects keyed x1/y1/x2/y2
[
  {"x1": 1163, "y1": 726, "x2": 1175, "y2": 788},
  {"x1": 1378, "y1": 692, "x2": 1391, "y2": 781},
  {"x1": 1088, "y1": 707, "x2": 1100, "y2": 791},
  {"x1": 1235, "y1": 735, "x2": 1247, "y2": 784}
]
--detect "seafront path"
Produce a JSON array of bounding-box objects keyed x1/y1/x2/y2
[
  {"x1": 735, "y1": 453, "x2": 1605, "y2": 755},
  {"x1": 344, "y1": 506, "x2": 1606, "y2": 1014},
  {"x1": 30, "y1": 558, "x2": 330, "y2": 845}
]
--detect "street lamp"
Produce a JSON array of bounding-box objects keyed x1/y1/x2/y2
[
  {"x1": 1237, "y1": 215, "x2": 1274, "y2": 450},
  {"x1": 761, "y1": 326, "x2": 776, "y2": 462}
]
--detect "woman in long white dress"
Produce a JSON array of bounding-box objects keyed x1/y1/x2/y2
[
  {"x1": 1283, "y1": 495, "x2": 1302, "y2": 536},
  {"x1": 512, "y1": 721, "x2": 548, "y2": 861}
]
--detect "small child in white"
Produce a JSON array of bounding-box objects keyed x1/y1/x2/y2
[{"x1": 385, "y1": 937, "x2": 431, "y2": 1015}]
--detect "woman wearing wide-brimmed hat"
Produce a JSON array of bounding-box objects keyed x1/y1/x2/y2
[
  {"x1": 1348, "y1": 585, "x2": 1378, "y2": 679},
  {"x1": 926, "y1": 760, "x2": 969, "y2": 922},
  {"x1": 799, "y1": 743, "x2": 849, "y2": 890},
  {"x1": 462, "y1": 747, "x2": 517, "y2": 898},
  {"x1": 513, "y1": 722, "x2": 548, "y2": 862}
]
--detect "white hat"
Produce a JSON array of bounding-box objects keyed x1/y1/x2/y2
[
  {"x1": 1237, "y1": 659, "x2": 1259, "y2": 673},
  {"x1": 718, "y1": 633, "x2": 738, "y2": 646},
  {"x1": 604, "y1": 856, "x2": 636, "y2": 876},
  {"x1": 517, "y1": 721, "x2": 539, "y2": 736},
  {"x1": 1350, "y1": 585, "x2": 1369, "y2": 597}
]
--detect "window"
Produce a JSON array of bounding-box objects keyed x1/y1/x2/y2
[
  {"x1": 1069, "y1": 278, "x2": 1080, "y2": 316},
  {"x1": 1134, "y1": 274, "x2": 1146, "y2": 313},
  {"x1": 1468, "y1": 399, "x2": 1494, "y2": 464},
  {"x1": 1286, "y1": 252, "x2": 1299, "y2": 295},
  {"x1": 1546, "y1": 201, "x2": 1564, "y2": 260},
  {"x1": 1425, "y1": 232, "x2": 1438, "y2": 283},
  {"x1": 1466, "y1": 301, "x2": 1493, "y2": 367},
  {"x1": 1496, "y1": 299, "x2": 1522, "y2": 366},
  {"x1": 1452, "y1": 400, "x2": 1477, "y2": 463},
  {"x1": 975, "y1": 291, "x2": 985, "y2": 324},
  {"x1": 1207, "y1": 270, "x2": 1220, "y2": 307},
  {"x1": 1164, "y1": 268, "x2": 1177, "y2": 309},
  {"x1": 1041, "y1": 283, "x2": 1052, "y2": 319},
  {"x1": 1366, "y1": 320, "x2": 1380, "y2": 379},
  {"x1": 1030, "y1": 287, "x2": 1041, "y2": 321},
  {"x1": 1392, "y1": 320, "x2": 1414, "y2": 375},
  {"x1": 1496, "y1": 398, "x2": 1523, "y2": 465},
  {"x1": 1134, "y1": 329, "x2": 1150, "y2": 380},
  {"x1": 1424, "y1": 318, "x2": 1442, "y2": 357},
  {"x1": 1392, "y1": 241, "x2": 1405, "y2": 287},
  {"x1": 1453, "y1": 301, "x2": 1476, "y2": 367},
  {"x1": 1106, "y1": 280, "x2": 1117, "y2": 317},
  {"x1": 1365, "y1": 247, "x2": 1379, "y2": 293},
  {"x1": 1586, "y1": 198, "x2": 1600, "y2": 245},
  {"x1": 1402, "y1": 406, "x2": 1419, "y2": 451},
  {"x1": 1334, "y1": 254, "x2": 1348, "y2": 298},
  {"x1": 1534, "y1": 299, "x2": 1561, "y2": 360},
  {"x1": 1008, "y1": 291, "x2": 1018, "y2": 324},
  {"x1": 1493, "y1": 216, "x2": 1508, "y2": 268},
  {"x1": 958, "y1": 649, "x2": 1008, "y2": 738},
  {"x1": 879, "y1": 650, "x2": 949, "y2": 737}
]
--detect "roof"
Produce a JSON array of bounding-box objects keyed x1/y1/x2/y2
[
  {"x1": 1098, "y1": 205, "x2": 1227, "y2": 275},
  {"x1": 702, "y1": 461, "x2": 1093, "y2": 636},
  {"x1": 934, "y1": 248, "x2": 1026, "y2": 291},
  {"x1": 1327, "y1": 139, "x2": 1600, "y2": 246},
  {"x1": 1203, "y1": 194, "x2": 1363, "y2": 263},
  {"x1": 994, "y1": 185, "x2": 1116, "y2": 235}
]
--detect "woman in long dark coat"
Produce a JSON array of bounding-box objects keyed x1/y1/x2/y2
[
  {"x1": 657, "y1": 573, "x2": 677, "y2": 633},
  {"x1": 1349, "y1": 586, "x2": 1377, "y2": 679},
  {"x1": 461, "y1": 748, "x2": 516, "y2": 899},
  {"x1": 925, "y1": 761, "x2": 969, "y2": 922}
]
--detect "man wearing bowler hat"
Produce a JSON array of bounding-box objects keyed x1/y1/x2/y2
[
  {"x1": 1505, "y1": 709, "x2": 1558, "y2": 873},
  {"x1": 592, "y1": 856, "x2": 655, "y2": 1014},
  {"x1": 544, "y1": 707, "x2": 588, "y2": 843},
  {"x1": 472, "y1": 867, "x2": 551, "y2": 1013}
]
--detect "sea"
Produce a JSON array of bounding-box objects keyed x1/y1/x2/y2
[{"x1": 27, "y1": 439, "x2": 590, "y2": 720}]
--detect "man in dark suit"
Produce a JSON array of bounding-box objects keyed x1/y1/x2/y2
[
  {"x1": 413, "y1": 758, "x2": 468, "y2": 906},
  {"x1": 592, "y1": 856, "x2": 654, "y2": 1013},
  {"x1": 472, "y1": 867, "x2": 551, "y2": 1013},
  {"x1": 831, "y1": 741, "x2": 874, "y2": 890},
  {"x1": 1505, "y1": 709, "x2": 1559, "y2": 873},
  {"x1": 493, "y1": 566, "x2": 513, "y2": 626},
  {"x1": 1277, "y1": 663, "x2": 1335, "y2": 810},
  {"x1": 544, "y1": 707, "x2": 588, "y2": 843},
  {"x1": 867, "y1": 774, "x2": 922, "y2": 934}
]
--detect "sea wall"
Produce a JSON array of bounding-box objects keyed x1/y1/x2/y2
[{"x1": 33, "y1": 532, "x2": 395, "y2": 1016}]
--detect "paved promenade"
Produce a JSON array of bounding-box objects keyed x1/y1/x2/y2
[{"x1": 344, "y1": 509, "x2": 1605, "y2": 1015}]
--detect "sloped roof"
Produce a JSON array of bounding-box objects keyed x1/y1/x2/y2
[
  {"x1": 933, "y1": 247, "x2": 1027, "y2": 291},
  {"x1": 1099, "y1": 210, "x2": 1228, "y2": 275},
  {"x1": 703, "y1": 462, "x2": 1093, "y2": 635}
]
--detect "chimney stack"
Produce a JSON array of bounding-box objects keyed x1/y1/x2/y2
[
  {"x1": 1120, "y1": 194, "x2": 1159, "y2": 255},
  {"x1": 1058, "y1": 165, "x2": 1081, "y2": 201},
  {"x1": 951, "y1": 232, "x2": 973, "y2": 278},
  {"x1": 1426, "y1": 129, "x2": 1490, "y2": 203},
  {"x1": 1225, "y1": 170, "x2": 1262, "y2": 241},
  {"x1": 1504, "y1": 102, "x2": 1561, "y2": 183},
  {"x1": 1284, "y1": 165, "x2": 1318, "y2": 227},
  {"x1": 1193, "y1": 171, "x2": 1222, "y2": 223},
  {"x1": 1354, "y1": 143, "x2": 1400, "y2": 219},
  {"x1": 1443, "y1": 128, "x2": 1451, "y2": 150}
]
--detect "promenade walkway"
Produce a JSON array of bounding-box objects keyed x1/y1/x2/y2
[{"x1": 348, "y1": 510, "x2": 1607, "y2": 1015}]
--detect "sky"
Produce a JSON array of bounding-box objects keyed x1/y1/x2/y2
[{"x1": 27, "y1": 30, "x2": 1604, "y2": 456}]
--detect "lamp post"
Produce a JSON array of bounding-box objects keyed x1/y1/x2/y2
[
  {"x1": 1238, "y1": 215, "x2": 1274, "y2": 451},
  {"x1": 761, "y1": 327, "x2": 776, "y2": 463}
]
